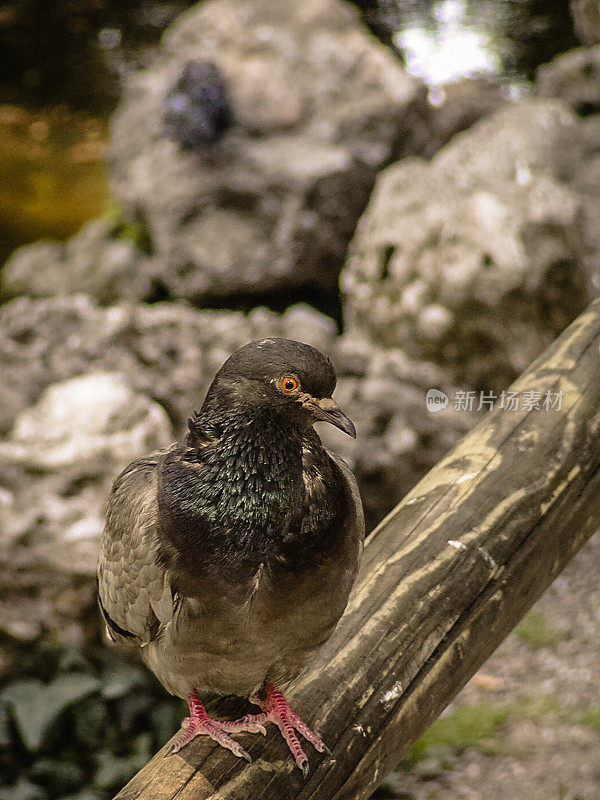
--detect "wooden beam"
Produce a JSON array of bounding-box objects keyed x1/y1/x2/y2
[{"x1": 114, "y1": 297, "x2": 600, "y2": 800}]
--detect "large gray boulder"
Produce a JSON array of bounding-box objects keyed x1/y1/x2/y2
[
  {"x1": 427, "y1": 77, "x2": 507, "y2": 150},
  {"x1": 537, "y1": 51, "x2": 600, "y2": 303},
  {"x1": 108, "y1": 0, "x2": 428, "y2": 302},
  {"x1": 342, "y1": 99, "x2": 596, "y2": 393}
]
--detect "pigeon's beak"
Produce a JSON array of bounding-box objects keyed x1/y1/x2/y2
[{"x1": 303, "y1": 396, "x2": 356, "y2": 438}]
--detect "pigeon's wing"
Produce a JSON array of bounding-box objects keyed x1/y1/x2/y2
[
  {"x1": 97, "y1": 454, "x2": 174, "y2": 647},
  {"x1": 329, "y1": 451, "x2": 365, "y2": 549}
]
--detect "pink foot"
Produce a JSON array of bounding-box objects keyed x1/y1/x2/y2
[
  {"x1": 167, "y1": 689, "x2": 267, "y2": 760},
  {"x1": 240, "y1": 681, "x2": 327, "y2": 775}
]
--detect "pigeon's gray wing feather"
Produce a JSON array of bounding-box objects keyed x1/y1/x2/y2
[
  {"x1": 329, "y1": 450, "x2": 365, "y2": 548},
  {"x1": 97, "y1": 454, "x2": 173, "y2": 646}
]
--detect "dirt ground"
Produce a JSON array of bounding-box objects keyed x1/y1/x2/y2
[{"x1": 375, "y1": 529, "x2": 600, "y2": 800}]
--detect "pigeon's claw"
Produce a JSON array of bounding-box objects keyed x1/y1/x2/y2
[
  {"x1": 245, "y1": 681, "x2": 326, "y2": 773},
  {"x1": 167, "y1": 689, "x2": 263, "y2": 761}
]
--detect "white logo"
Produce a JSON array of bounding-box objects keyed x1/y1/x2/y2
[{"x1": 426, "y1": 388, "x2": 449, "y2": 413}]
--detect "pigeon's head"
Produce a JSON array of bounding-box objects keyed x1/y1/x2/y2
[{"x1": 203, "y1": 338, "x2": 356, "y2": 437}]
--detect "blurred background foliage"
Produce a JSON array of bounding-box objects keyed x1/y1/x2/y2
[{"x1": 1, "y1": 634, "x2": 183, "y2": 800}]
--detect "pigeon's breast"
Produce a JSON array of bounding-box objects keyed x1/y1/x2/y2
[{"x1": 144, "y1": 529, "x2": 355, "y2": 698}]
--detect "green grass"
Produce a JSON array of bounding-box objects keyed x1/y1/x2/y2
[
  {"x1": 580, "y1": 707, "x2": 600, "y2": 732},
  {"x1": 403, "y1": 695, "x2": 600, "y2": 776},
  {"x1": 514, "y1": 611, "x2": 568, "y2": 651},
  {"x1": 406, "y1": 703, "x2": 510, "y2": 765},
  {"x1": 513, "y1": 695, "x2": 561, "y2": 721}
]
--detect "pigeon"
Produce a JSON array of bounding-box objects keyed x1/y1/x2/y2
[{"x1": 97, "y1": 338, "x2": 364, "y2": 773}]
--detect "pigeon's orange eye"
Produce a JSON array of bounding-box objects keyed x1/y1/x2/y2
[{"x1": 281, "y1": 376, "x2": 299, "y2": 393}]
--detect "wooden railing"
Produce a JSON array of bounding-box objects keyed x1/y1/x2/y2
[{"x1": 114, "y1": 297, "x2": 600, "y2": 800}]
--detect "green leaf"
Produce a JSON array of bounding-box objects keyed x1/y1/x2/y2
[
  {"x1": 27, "y1": 758, "x2": 85, "y2": 794},
  {"x1": 1, "y1": 674, "x2": 100, "y2": 750},
  {"x1": 93, "y1": 752, "x2": 148, "y2": 792},
  {"x1": 100, "y1": 663, "x2": 146, "y2": 700},
  {"x1": 0, "y1": 778, "x2": 46, "y2": 800}
]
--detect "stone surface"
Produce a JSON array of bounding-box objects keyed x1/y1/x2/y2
[
  {"x1": 0, "y1": 294, "x2": 336, "y2": 438},
  {"x1": 342, "y1": 99, "x2": 596, "y2": 393},
  {"x1": 427, "y1": 77, "x2": 507, "y2": 150},
  {"x1": 538, "y1": 46, "x2": 600, "y2": 115},
  {"x1": 571, "y1": 0, "x2": 600, "y2": 45},
  {"x1": 108, "y1": 0, "x2": 429, "y2": 302},
  {"x1": 2, "y1": 217, "x2": 155, "y2": 306},
  {"x1": 2, "y1": 9, "x2": 509, "y2": 312},
  {"x1": 537, "y1": 53, "x2": 600, "y2": 296},
  {"x1": 0, "y1": 373, "x2": 172, "y2": 644},
  {"x1": 1, "y1": 373, "x2": 172, "y2": 471}
]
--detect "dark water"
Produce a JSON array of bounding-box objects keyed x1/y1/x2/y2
[
  {"x1": 0, "y1": 1, "x2": 195, "y2": 263},
  {"x1": 0, "y1": 0, "x2": 579, "y2": 264},
  {"x1": 0, "y1": 1, "x2": 195, "y2": 112}
]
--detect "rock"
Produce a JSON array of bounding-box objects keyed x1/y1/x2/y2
[
  {"x1": 538, "y1": 46, "x2": 600, "y2": 115},
  {"x1": 0, "y1": 374, "x2": 172, "y2": 644},
  {"x1": 428, "y1": 78, "x2": 507, "y2": 150},
  {"x1": 2, "y1": 241, "x2": 64, "y2": 297},
  {"x1": 342, "y1": 99, "x2": 595, "y2": 393},
  {"x1": 0, "y1": 294, "x2": 336, "y2": 437},
  {"x1": 2, "y1": 373, "x2": 172, "y2": 470},
  {"x1": 108, "y1": 0, "x2": 429, "y2": 302},
  {"x1": 537, "y1": 53, "x2": 600, "y2": 294},
  {"x1": 162, "y1": 60, "x2": 233, "y2": 150},
  {"x1": 2, "y1": 217, "x2": 156, "y2": 306},
  {"x1": 571, "y1": 0, "x2": 600, "y2": 45}
]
